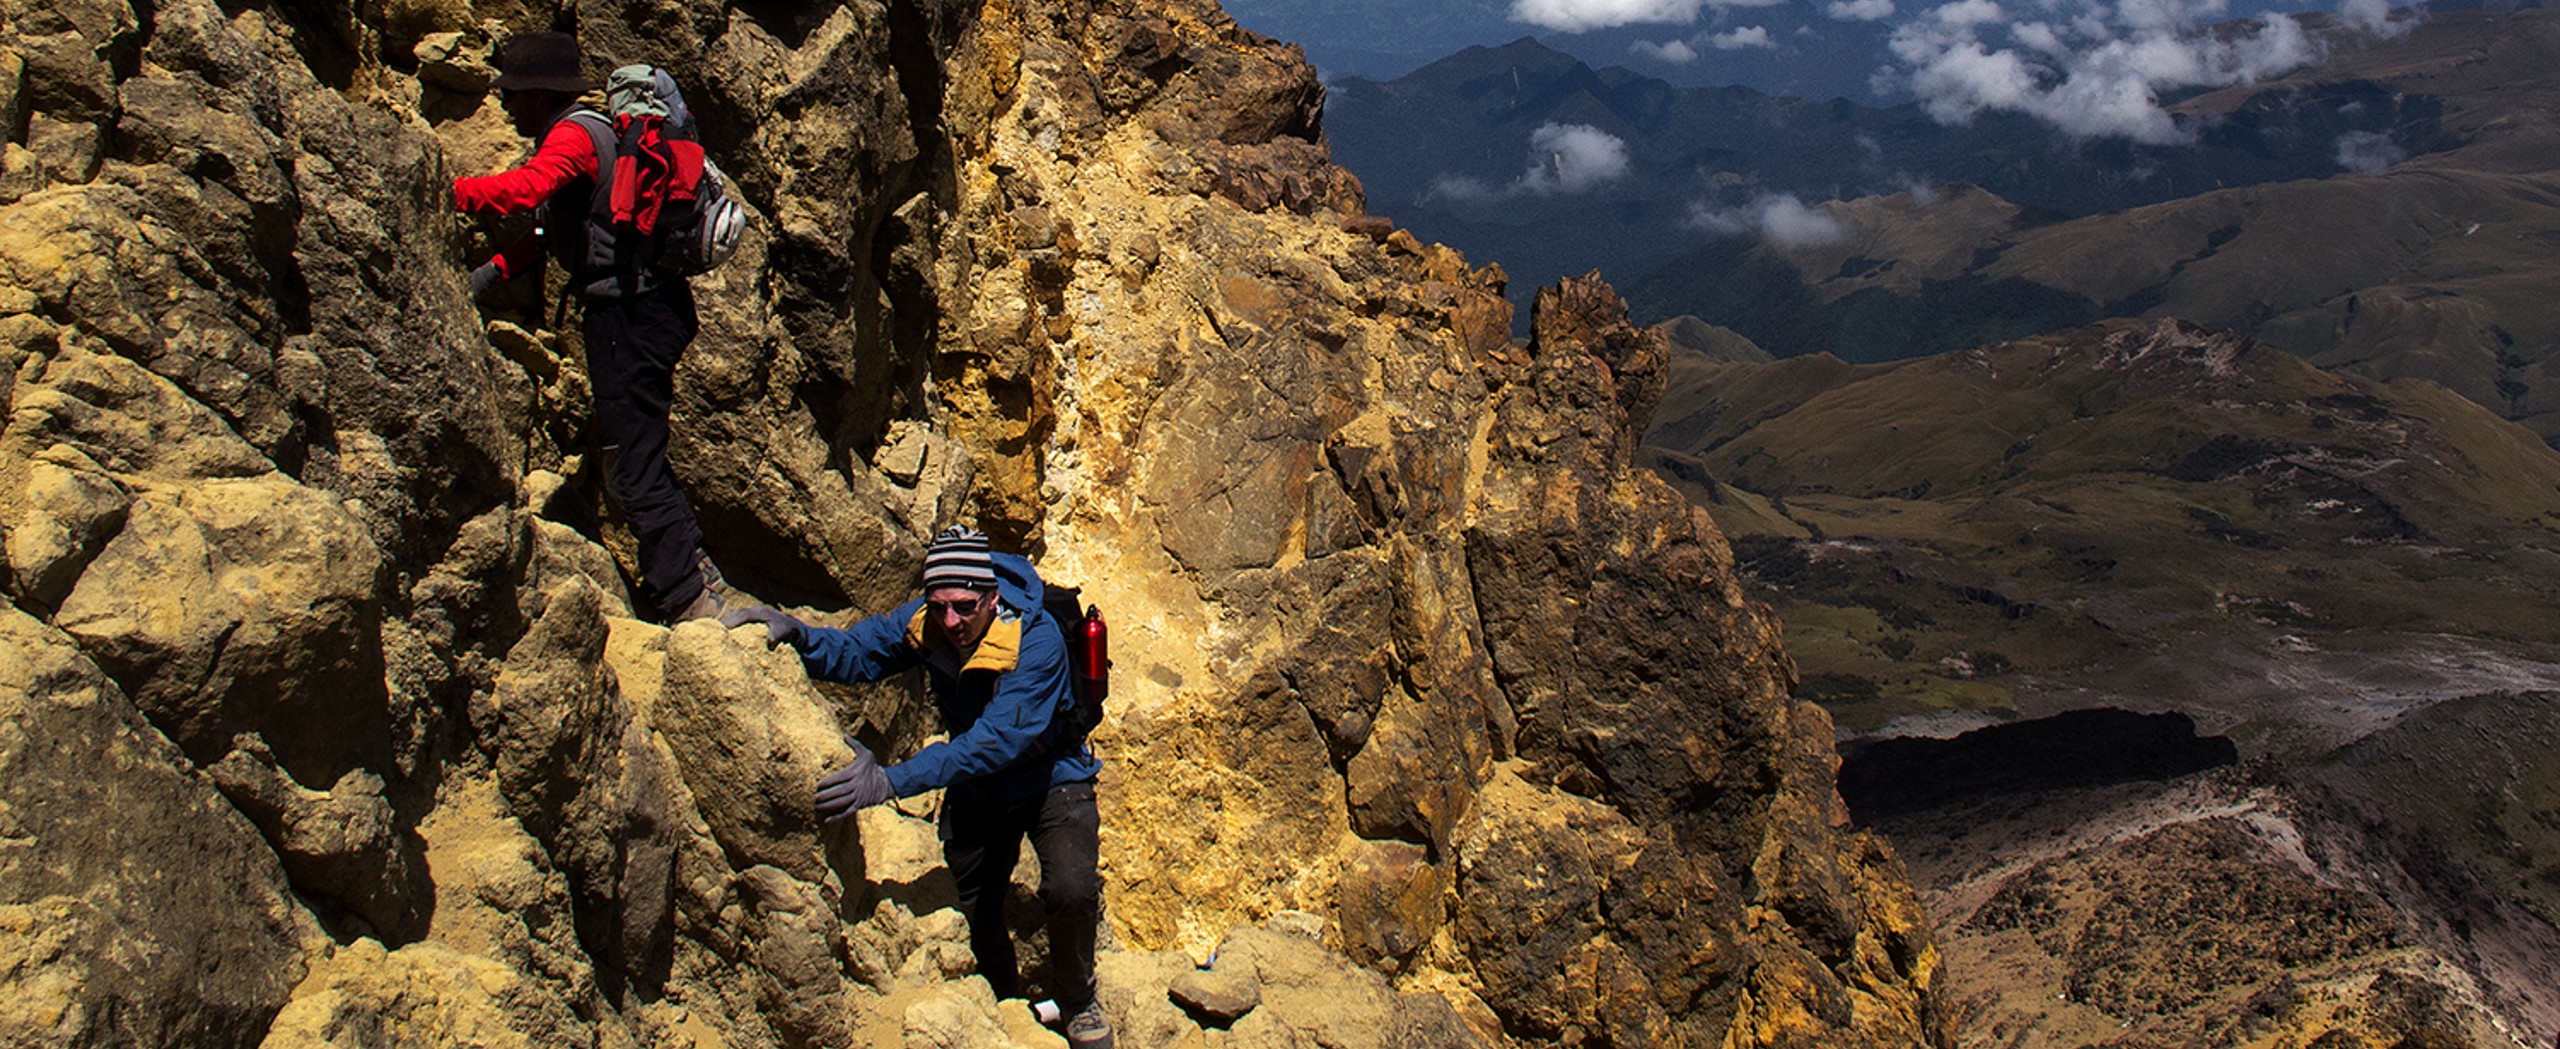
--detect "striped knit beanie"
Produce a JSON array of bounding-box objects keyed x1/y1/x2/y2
[{"x1": 921, "y1": 526, "x2": 997, "y2": 591}]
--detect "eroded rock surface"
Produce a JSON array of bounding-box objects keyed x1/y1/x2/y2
[{"x1": 0, "y1": 0, "x2": 1944, "y2": 1045}]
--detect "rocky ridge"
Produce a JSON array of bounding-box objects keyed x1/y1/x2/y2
[{"x1": 0, "y1": 0, "x2": 1942, "y2": 1046}]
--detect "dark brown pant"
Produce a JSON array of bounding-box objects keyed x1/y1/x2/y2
[
  {"x1": 943, "y1": 780, "x2": 1102, "y2": 1014},
  {"x1": 583, "y1": 281, "x2": 705, "y2": 618}
]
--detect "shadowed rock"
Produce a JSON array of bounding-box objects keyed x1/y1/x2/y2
[{"x1": 1839, "y1": 709, "x2": 2241, "y2": 821}]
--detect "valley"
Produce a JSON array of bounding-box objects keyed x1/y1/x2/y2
[{"x1": 1635, "y1": 315, "x2": 2560, "y2": 1045}]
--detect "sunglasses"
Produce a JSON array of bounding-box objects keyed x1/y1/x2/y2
[{"x1": 927, "y1": 595, "x2": 990, "y2": 618}]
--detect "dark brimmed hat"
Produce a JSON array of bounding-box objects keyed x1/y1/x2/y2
[
  {"x1": 492, "y1": 32, "x2": 594, "y2": 95},
  {"x1": 922, "y1": 527, "x2": 998, "y2": 592}
]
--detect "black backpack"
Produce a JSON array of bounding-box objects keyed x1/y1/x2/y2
[{"x1": 1038, "y1": 578, "x2": 1109, "y2": 750}]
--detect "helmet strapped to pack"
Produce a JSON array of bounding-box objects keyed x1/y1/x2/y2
[{"x1": 542, "y1": 64, "x2": 747, "y2": 298}]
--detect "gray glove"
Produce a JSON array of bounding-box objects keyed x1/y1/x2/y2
[
  {"x1": 468, "y1": 262, "x2": 500, "y2": 301},
  {"x1": 720, "y1": 604, "x2": 806, "y2": 648},
  {"x1": 815, "y1": 743, "x2": 894, "y2": 822}
]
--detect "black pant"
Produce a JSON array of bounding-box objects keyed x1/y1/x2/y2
[
  {"x1": 582, "y1": 281, "x2": 706, "y2": 618},
  {"x1": 943, "y1": 780, "x2": 1102, "y2": 1013}
]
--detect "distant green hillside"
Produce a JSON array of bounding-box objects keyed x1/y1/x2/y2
[
  {"x1": 1629, "y1": 9, "x2": 2560, "y2": 445},
  {"x1": 1647, "y1": 318, "x2": 2560, "y2": 739}
]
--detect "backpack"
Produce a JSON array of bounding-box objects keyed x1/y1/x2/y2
[
  {"x1": 545, "y1": 64, "x2": 747, "y2": 298},
  {"x1": 1038, "y1": 577, "x2": 1109, "y2": 751}
]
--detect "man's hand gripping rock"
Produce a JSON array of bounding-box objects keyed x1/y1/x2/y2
[{"x1": 815, "y1": 742, "x2": 894, "y2": 822}]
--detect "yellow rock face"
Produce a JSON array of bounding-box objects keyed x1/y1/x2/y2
[{"x1": 0, "y1": 0, "x2": 1945, "y2": 1045}]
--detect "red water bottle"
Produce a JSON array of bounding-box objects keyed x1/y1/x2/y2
[{"x1": 1078, "y1": 606, "x2": 1110, "y2": 710}]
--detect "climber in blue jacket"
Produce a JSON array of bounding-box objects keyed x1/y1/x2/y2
[{"x1": 722, "y1": 526, "x2": 1111, "y2": 1048}]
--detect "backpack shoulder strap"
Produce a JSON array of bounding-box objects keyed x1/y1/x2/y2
[
  {"x1": 557, "y1": 108, "x2": 631, "y2": 292},
  {"x1": 560, "y1": 109, "x2": 616, "y2": 207}
]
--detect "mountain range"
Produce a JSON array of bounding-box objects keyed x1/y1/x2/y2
[
  {"x1": 1636, "y1": 8, "x2": 2560, "y2": 445},
  {"x1": 1323, "y1": 8, "x2": 2560, "y2": 449},
  {"x1": 1221, "y1": 0, "x2": 1900, "y2": 98},
  {"x1": 1647, "y1": 317, "x2": 2560, "y2": 743},
  {"x1": 1324, "y1": 30, "x2": 2423, "y2": 285}
]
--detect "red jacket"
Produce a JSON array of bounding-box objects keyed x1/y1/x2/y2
[{"x1": 454, "y1": 116, "x2": 599, "y2": 280}]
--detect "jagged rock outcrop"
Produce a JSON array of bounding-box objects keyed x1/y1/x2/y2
[{"x1": 0, "y1": 0, "x2": 1945, "y2": 1046}]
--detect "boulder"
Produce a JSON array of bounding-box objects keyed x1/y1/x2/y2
[
  {"x1": 475, "y1": 579, "x2": 690, "y2": 998},
  {"x1": 207, "y1": 742, "x2": 426, "y2": 941},
  {"x1": 653, "y1": 619, "x2": 861, "y2": 891},
  {"x1": 1190, "y1": 921, "x2": 1492, "y2": 1049},
  {"x1": 1449, "y1": 767, "x2": 1749, "y2": 1044},
  {"x1": 1167, "y1": 967, "x2": 1260, "y2": 1025},
  {"x1": 734, "y1": 866, "x2": 853, "y2": 1049},
  {"x1": 55, "y1": 476, "x2": 386, "y2": 784},
  {"x1": 888, "y1": 977, "x2": 1061, "y2": 1049},
  {"x1": 410, "y1": 776, "x2": 602, "y2": 1014},
  {"x1": 256, "y1": 940, "x2": 589, "y2": 1049},
  {"x1": 1334, "y1": 838, "x2": 1443, "y2": 973},
  {"x1": 0, "y1": 445, "x2": 128, "y2": 610},
  {"x1": 0, "y1": 606, "x2": 313, "y2": 1048}
]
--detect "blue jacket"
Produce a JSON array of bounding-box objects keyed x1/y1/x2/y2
[{"x1": 795, "y1": 553, "x2": 1101, "y2": 803}]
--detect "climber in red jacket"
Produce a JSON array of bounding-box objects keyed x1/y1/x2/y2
[{"x1": 453, "y1": 31, "x2": 731, "y2": 623}]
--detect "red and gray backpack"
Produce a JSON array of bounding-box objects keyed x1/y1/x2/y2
[{"x1": 543, "y1": 65, "x2": 747, "y2": 298}]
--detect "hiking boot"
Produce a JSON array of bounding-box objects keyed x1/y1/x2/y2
[
  {"x1": 670, "y1": 549, "x2": 743, "y2": 622},
  {"x1": 695, "y1": 549, "x2": 735, "y2": 600},
  {"x1": 1064, "y1": 1000, "x2": 1112, "y2": 1049},
  {"x1": 671, "y1": 582, "x2": 728, "y2": 623}
]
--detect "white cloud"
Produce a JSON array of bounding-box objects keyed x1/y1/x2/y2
[
  {"x1": 1710, "y1": 25, "x2": 1778, "y2": 49},
  {"x1": 2333, "y1": 130, "x2": 2405, "y2": 173},
  {"x1": 2341, "y1": 0, "x2": 2416, "y2": 38},
  {"x1": 1881, "y1": 0, "x2": 2323, "y2": 144},
  {"x1": 1511, "y1": 0, "x2": 1703, "y2": 31},
  {"x1": 2115, "y1": 0, "x2": 2229, "y2": 34},
  {"x1": 1690, "y1": 194, "x2": 1850, "y2": 247},
  {"x1": 1510, "y1": 0, "x2": 1792, "y2": 31},
  {"x1": 1427, "y1": 175, "x2": 1499, "y2": 202},
  {"x1": 2011, "y1": 21, "x2": 2066, "y2": 55},
  {"x1": 1527, "y1": 123, "x2": 1633, "y2": 192},
  {"x1": 1430, "y1": 123, "x2": 1634, "y2": 203},
  {"x1": 1935, "y1": 0, "x2": 2008, "y2": 27},
  {"x1": 1828, "y1": 0, "x2": 1897, "y2": 21},
  {"x1": 1633, "y1": 38, "x2": 1702, "y2": 62}
]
